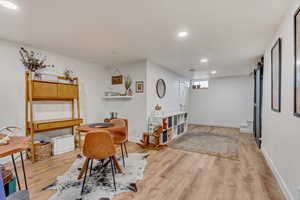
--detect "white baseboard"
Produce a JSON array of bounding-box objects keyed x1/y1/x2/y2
[
  {"x1": 261, "y1": 147, "x2": 295, "y2": 200},
  {"x1": 128, "y1": 137, "x2": 140, "y2": 143},
  {"x1": 189, "y1": 122, "x2": 239, "y2": 128},
  {"x1": 240, "y1": 128, "x2": 253, "y2": 134}
]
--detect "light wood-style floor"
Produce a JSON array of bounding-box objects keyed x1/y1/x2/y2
[{"x1": 10, "y1": 126, "x2": 285, "y2": 200}]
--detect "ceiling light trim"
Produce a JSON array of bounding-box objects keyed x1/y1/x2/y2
[
  {"x1": 177, "y1": 31, "x2": 188, "y2": 38},
  {"x1": 0, "y1": 0, "x2": 18, "y2": 10},
  {"x1": 200, "y1": 58, "x2": 209, "y2": 63}
]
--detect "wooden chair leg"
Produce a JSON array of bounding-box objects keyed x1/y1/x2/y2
[
  {"x1": 120, "y1": 144, "x2": 125, "y2": 168},
  {"x1": 124, "y1": 142, "x2": 128, "y2": 158},
  {"x1": 110, "y1": 157, "x2": 116, "y2": 191},
  {"x1": 81, "y1": 158, "x2": 90, "y2": 195}
]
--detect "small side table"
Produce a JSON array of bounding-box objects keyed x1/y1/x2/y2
[{"x1": 0, "y1": 137, "x2": 29, "y2": 190}]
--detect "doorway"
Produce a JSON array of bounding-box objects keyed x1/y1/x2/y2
[{"x1": 253, "y1": 57, "x2": 264, "y2": 148}]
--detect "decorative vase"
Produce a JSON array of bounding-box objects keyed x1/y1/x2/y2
[
  {"x1": 155, "y1": 104, "x2": 162, "y2": 111},
  {"x1": 65, "y1": 72, "x2": 71, "y2": 79},
  {"x1": 128, "y1": 88, "x2": 133, "y2": 96}
]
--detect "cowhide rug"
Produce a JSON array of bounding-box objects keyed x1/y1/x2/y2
[{"x1": 47, "y1": 153, "x2": 148, "y2": 200}]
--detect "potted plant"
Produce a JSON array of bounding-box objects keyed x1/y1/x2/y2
[{"x1": 19, "y1": 47, "x2": 54, "y2": 79}]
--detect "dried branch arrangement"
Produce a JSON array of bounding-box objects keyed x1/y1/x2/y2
[
  {"x1": 64, "y1": 68, "x2": 75, "y2": 79},
  {"x1": 124, "y1": 75, "x2": 132, "y2": 91},
  {"x1": 19, "y1": 47, "x2": 54, "y2": 72}
]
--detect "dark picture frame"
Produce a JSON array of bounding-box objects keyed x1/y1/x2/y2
[
  {"x1": 294, "y1": 8, "x2": 300, "y2": 117},
  {"x1": 271, "y1": 38, "x2": 282, "y2": 112},
  {"x1": 135, "y1": 81, "x2": 144, "y2": 93},
  {"x1": 112, "y1": 75, "x2": 123, "y2": 85}
]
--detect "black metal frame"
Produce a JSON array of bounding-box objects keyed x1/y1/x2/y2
[
  {"x1": 109, "y1": 157, "x2": 116, "y2": 191},
  {"x1": 120, "y1": 142, "x2": 128, "y2": 168},
  {"x1": 11, "y1": 152, "x2": 28, "y2": 190},
  {"x1": 253, "y1": 69, "x2": 257, "y2": 135},
  {"x1": 81, "y1": 158, "x2": 90, "y2": 195},
  {"x1": 271, "y1": 38, "x2": 282, "y2": 112},
  {"x1": 89, "y1": 159, "x2": 93, "y2": 176},
  {"x1": 258, "y1": 67, "x2": 264, "y2": 148},
  {"x1": 253, "y1": 63, "x2": 264, "y2": 149},
  {"x1": 80, "y1": 143, "x2": 128, "y2": 195},
  {"x1": 253, "y1": 57, "x2": 264, "y2": 148},
  {"x1": 81, "y1": 157, "x2": 117, "y2": 196},
  {"x1": 124, "y1": 142, "x2": 128, "y2": 158},
  {"x1": 294, "y1": 7, "x2": 300, "y2": 117},
  {"x1": 120, "y1": 144, "x2": 125, "y2": 168}
]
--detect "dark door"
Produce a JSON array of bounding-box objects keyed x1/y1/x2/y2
[{"x1": 253, "y1": 61, "x2": 263, "y2": 148}]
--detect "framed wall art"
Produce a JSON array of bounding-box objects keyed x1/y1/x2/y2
[
  {"x1": 112, "y1": 75, "x2": 123, "y2": 85},
  {"x1": 271, "y1": 38, "x2": 282, "y2": 112},
  {"x1": 136, "y1": 81, "x2": 144, "y2": 93},
  {"x1": 294, "y1": 8, "x2": 300, "y2": 117}
]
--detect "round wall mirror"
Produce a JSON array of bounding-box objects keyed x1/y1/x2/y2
[{"x1": 156, "y1": 79, "x2": 166, "y2": 98}]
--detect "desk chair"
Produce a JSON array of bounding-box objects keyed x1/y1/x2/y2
[
  {"x1": 81, "y1": 131, "x2": 117, "y2": 195},
  {"x1": 110, "y1": 119, "x2": 128, "y2": 168}
]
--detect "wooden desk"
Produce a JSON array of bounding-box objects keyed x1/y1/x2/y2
[
  {"x1": 0, "y1": 136, "x2": 29, "y2": 190},
  {"x1": 76, "y1": 124, "x2": 125, "y2": 179}
]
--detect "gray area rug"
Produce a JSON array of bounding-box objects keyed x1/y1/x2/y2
[
  {"x1": 170, "y1": 130, "x2": 239, "y2": 160},
  {"x1": 47, "y1": 153, "x2": 147, "y2": 200}
]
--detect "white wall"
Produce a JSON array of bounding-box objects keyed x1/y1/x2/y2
[
  {"x1": 1, "y1": 39, "x2": 190, "y2": 147},
  {"x1": 103, "y1": 60, "x2": 147, "y2": 142},
  {"x1": 146, "y1": 61, "x2": 190, "y2": 118},
  {"x1": 189, "y1": 76, "x2": 253, "y2": 128},
  {"x1": 0, "y1": 40, "x2": 107, "y2": 140},
  {"x1": 0, "y1": 40, "x2": 190, "y2": 154},
  {"x1": 103, "y1": 60, "x2": 190, "y2": 141},
  {"x1": 262, "y1": 1, "x2": 300, "y2": 199}
]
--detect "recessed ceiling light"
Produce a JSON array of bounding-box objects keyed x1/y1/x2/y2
[
  {"x1": 200, "y1": 58, "x2": 208, "y2": 63},
  {"x1": 211, "y1": 70, "x2": 217, "y2": 74},
  {"x1": 0, "y1": 0, "x2": 18, "y2": 10},
  {"x1": 177, "y1": 31, "x2": 188, "y2": 38}
]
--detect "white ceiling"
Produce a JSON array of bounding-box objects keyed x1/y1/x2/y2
[{"x1": 0, "y1": 0, "x2": 294, "y2": 77}]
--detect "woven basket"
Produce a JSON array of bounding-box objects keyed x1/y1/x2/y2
[{"x1": 28, "y1": 143, "x2": 52, "y2": 161}]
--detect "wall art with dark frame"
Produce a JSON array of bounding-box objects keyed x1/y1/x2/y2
[
  {"x1": 271, "y1": 38, "x2": 282, "y2": 112},
  {"x1": 135, "y1": 81, "x2": 144, "y2": 93},
  {"x1": 294, "y1": 8, "x2": 300, "y2": 117},
  {"x1": 112, "y1": 75, "x2": 123, "y2": 85}
]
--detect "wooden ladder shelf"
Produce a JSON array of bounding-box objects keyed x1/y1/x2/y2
[{"x1": 25, "y1": 71, "x2": 82, "y2": 162}]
